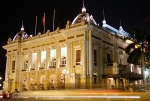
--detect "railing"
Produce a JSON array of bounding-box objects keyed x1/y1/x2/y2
[
  {"x1": 39, "y1": 67, "x2": 45, "y2": 69},
  {"x1": 49, "y1": 66, "x2": 56, "y2": 68},
  {"x1": 30, "y1": 68, "x2": 36, "y2": 70},
  {"x1": 19, "y1": 83, "x2": 146, "y2": 92},
  {"x1": 76, "y1": 62, "x2": 81, "y2": 65},
  {"x1": 12, "y1": 70, "x2": 15, "y2": 73},
  {"x1": 59, "y1": 64, "x2": 66, "y2": 67},
  {"x1": 21, "y1": 69, "x2": 27, "y2": 72}
]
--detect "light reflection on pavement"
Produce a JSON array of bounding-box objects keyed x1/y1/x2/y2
[{"x1": 1, "y1": 89, "x2": 150, "y2": 101}]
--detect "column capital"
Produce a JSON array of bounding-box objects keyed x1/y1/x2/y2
[
  {"x1": 28, "y1": 51, "x2": 33, "y2": 54},
  {"x1": 66, "y1": 41, "x2": 72, "y2": 45},
  {"x1": 56, "y1": 45, "x2": 61, "y2": 49},
  {"x1": 36, "y1": 49, "x2": 41, "y2": 52},
  {"x1": 46, "y1": 47, "x2": 50, "y2": 51}
]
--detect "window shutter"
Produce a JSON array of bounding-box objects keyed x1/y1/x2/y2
[
  {"x1": 12, "y1": 61, "x2": 15, "y2": 70},
  {"x1": 76, "y1": 50, "x2": 81, "y2": 62},
  {"x1": 94, "y1": 50, "x2": 97, "y2": 63}
]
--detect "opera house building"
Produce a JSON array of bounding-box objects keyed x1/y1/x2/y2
[{"x1": 2, "y1": 6, "x2": 143, "y2": 93}]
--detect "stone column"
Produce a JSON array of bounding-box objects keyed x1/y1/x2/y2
[
  {"x1": 88, "y1": 30, "x2": 93, "y2": 89},
  {"x1": 112, "y1": 48, "x2": 115, "y2": 63},
  {"x1": 9, "y1": 54, "x2": 13, "y2": 92},
  {"x1": 55, "y1": 46, "x2": 60, "y2": 88},
  {"x1": 37, "y1": 50, "x2": 41, "y2": 68},
  {"x1": 99, "y1": 41, "x2": 103, "y2": 86},
  {"x1": 80, "y1": 40, "x2": 87, "y2": 89},
  {"x1": 28, "y1": 52, "x2": 32, "y2": 70},
  {"x1": 117, "y1": 50, "x2": 119, "y2": 63},
  {"x1": 46, "y1": 49, "x2": 50, "y2": 69},
  {"x1": 15, "y1": 51, "x2": 21, "y2": 91},
  {"x1": 116, "y1": 78, "x2": 120, "y2": 88},
  {"x1": 36, "y1": 50, "x2": 41, "y2": 90},
  {"x1": 5, "y1": 54, "x2": 9, "y2": 81},
  {"x1": 18, "y1": 52, "x2": 23, "y2": 91},
  {"x1": 5, "y1": 54, "x2": 10, "y2": 92},
  {"x1": 66, "y1": 42, "x2": 72, "y2": 89},
  {"x1": 45, "y1": 48, "x2": 50, "y2": 89},
  {"x1": 67, "y1": 42, "x2": 71, "y2": 75}
]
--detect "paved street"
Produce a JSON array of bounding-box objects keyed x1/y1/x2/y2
[{"x1": 1, "y1": 89, "x2": 150, "y2": 101}]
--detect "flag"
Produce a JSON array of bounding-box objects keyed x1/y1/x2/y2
[
  {"x1": 42, "y1": 13, "x2": 45, "y2": 33},
  {"x1": 42, "y1": 13, "x2": 45, "y2": 26}
]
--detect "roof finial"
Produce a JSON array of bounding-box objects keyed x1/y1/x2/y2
[
  {"x1": 82, "y1": 0, "x2": 86, "y2": 12},
  {"x1": 21, "y1": 20, "x2": 24, "y2": 31},
  {"x1": 102, "y1": 8, "x2": 107, "y2": 27},
  {"x1": 119, "y1": 20, "x2": 123, "y2": 31}
]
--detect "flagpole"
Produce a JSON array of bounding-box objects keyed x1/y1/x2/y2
[
  {"x1": 53, "y1": 10, "x2": 55, "y2": 31},
  {"x1": 44, "y1": 13, "x2": 45, "y2": 33},
  {"x1": 35, "y1": 16, "x2": 37, "y2": 36}
]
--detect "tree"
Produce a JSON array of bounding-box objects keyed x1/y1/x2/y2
[{"x1": 125, "y1": 23, "x2": 150, "y2": 90}]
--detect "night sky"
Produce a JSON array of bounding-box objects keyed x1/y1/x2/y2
[{"x1": 0, "y1": 0, "x2": 150, "y2": 80}]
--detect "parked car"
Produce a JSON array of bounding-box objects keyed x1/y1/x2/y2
[{"x1": 0, "y1": 90, "x2": 4, "y2": 99}]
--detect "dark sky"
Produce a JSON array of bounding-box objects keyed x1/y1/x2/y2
[{"x1": 0, "y1": 0, "x2": 150, "y2": 79}]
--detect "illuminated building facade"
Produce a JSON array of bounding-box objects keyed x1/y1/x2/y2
[{"x1": 3, "y1": 6, "x2": 144, "y2": 93}]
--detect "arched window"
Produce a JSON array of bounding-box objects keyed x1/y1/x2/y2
[
  {"x1": 62, "y1": 56, "x2": 66, "y2": 65},
  {"x1": 52, "y1": 58, "x2": 56, "y2": 66}
]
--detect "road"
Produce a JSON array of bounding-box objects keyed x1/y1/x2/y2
[{"x1": 0, "y1": 89, "x2": 150, "y2": 101}]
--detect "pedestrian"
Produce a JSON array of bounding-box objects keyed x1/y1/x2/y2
[{"x1": 7, "y1": 91, "x2": 10, "y2": 98}]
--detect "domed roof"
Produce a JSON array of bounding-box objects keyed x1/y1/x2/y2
[
  {"x1": 72, "y1": 6, "x2": 97, "y2": 25},
  {"x1": 13, "y1": 23, "x2": 28, "y2": 41}
]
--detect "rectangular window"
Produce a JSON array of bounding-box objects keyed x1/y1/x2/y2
[
  {"x1": 107, "y1": 54, "x2": 112, "y2": 63},
  {"x1": 76, "y1": 50, "x2": 81, "y2": 65},
  {"x1": 94, "y1": 50, "x2": 97, "y2": 65},
  {"x1": 12, "y1": 60, "x2": 15, "y2": 72},
  {"x1": 120, "y1": 59, "x2": 122, "y2": 64}
]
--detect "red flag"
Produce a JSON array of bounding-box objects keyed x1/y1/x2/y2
[{"x1": 42, "y1": 13, "x2": 45, "y2": 26}]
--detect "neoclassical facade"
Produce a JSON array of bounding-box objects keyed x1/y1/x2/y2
[{"x1": 3, "y1": 6, "x2": 143, "y2": 93}]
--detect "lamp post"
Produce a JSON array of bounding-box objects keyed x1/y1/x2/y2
[
  {"x1": 144, "y1": 70, "x2": 148, "y2": 91},
  {"x1": 0, "y1": 76, "x2": 2, "y2": 89},
  {"x1": 62, "y1": 69, "x2": 68, "y2": 89}
]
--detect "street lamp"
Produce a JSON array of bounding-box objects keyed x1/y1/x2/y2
[
  {"x1": 0, "y1": 76, "x2": 2, "y2": 88},
  {"x1": 144, "y1": 70, "x2": 149, "y2": 91},
  {"x1": 62, "y1": 69, "x2": 68, "y2": 89},
  {"x1": 144, "y1": 70, "x2": 148, "y2": 77}
]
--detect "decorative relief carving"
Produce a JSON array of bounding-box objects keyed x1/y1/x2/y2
[
  {"x1": 52, "y1": 46, "x2": 56, "y2": 49},
  {"x1": 66, "y1": 20, "x2": 71, "y2": 29},
  {"x1": 55, "y1": 27, "x2": 60, "y2": 33},
  {"x1": 49, "y1": 69, "x2": 55, "y2": 74},
  {"x1": 23, "y1": 72, "x2": 27, "y2": 75},
  {"x1": 46, "y1": 30, "x2": 50, "y2": 36},
  {"x1": 29, "y1": 71, "x2": 36, "y2": 76},
  {"x1": 81, "y1": 16, "x2": 85, "y2": 25},
  {"x1": 39, "y1": 70, "x2": 45, "y2": 74},
  {"x1": 73, "y1": 40, "x2": 82, "y2": 46},
  {"x1": 75, "y1": 65, "x2": 82, "y2": 74}
]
